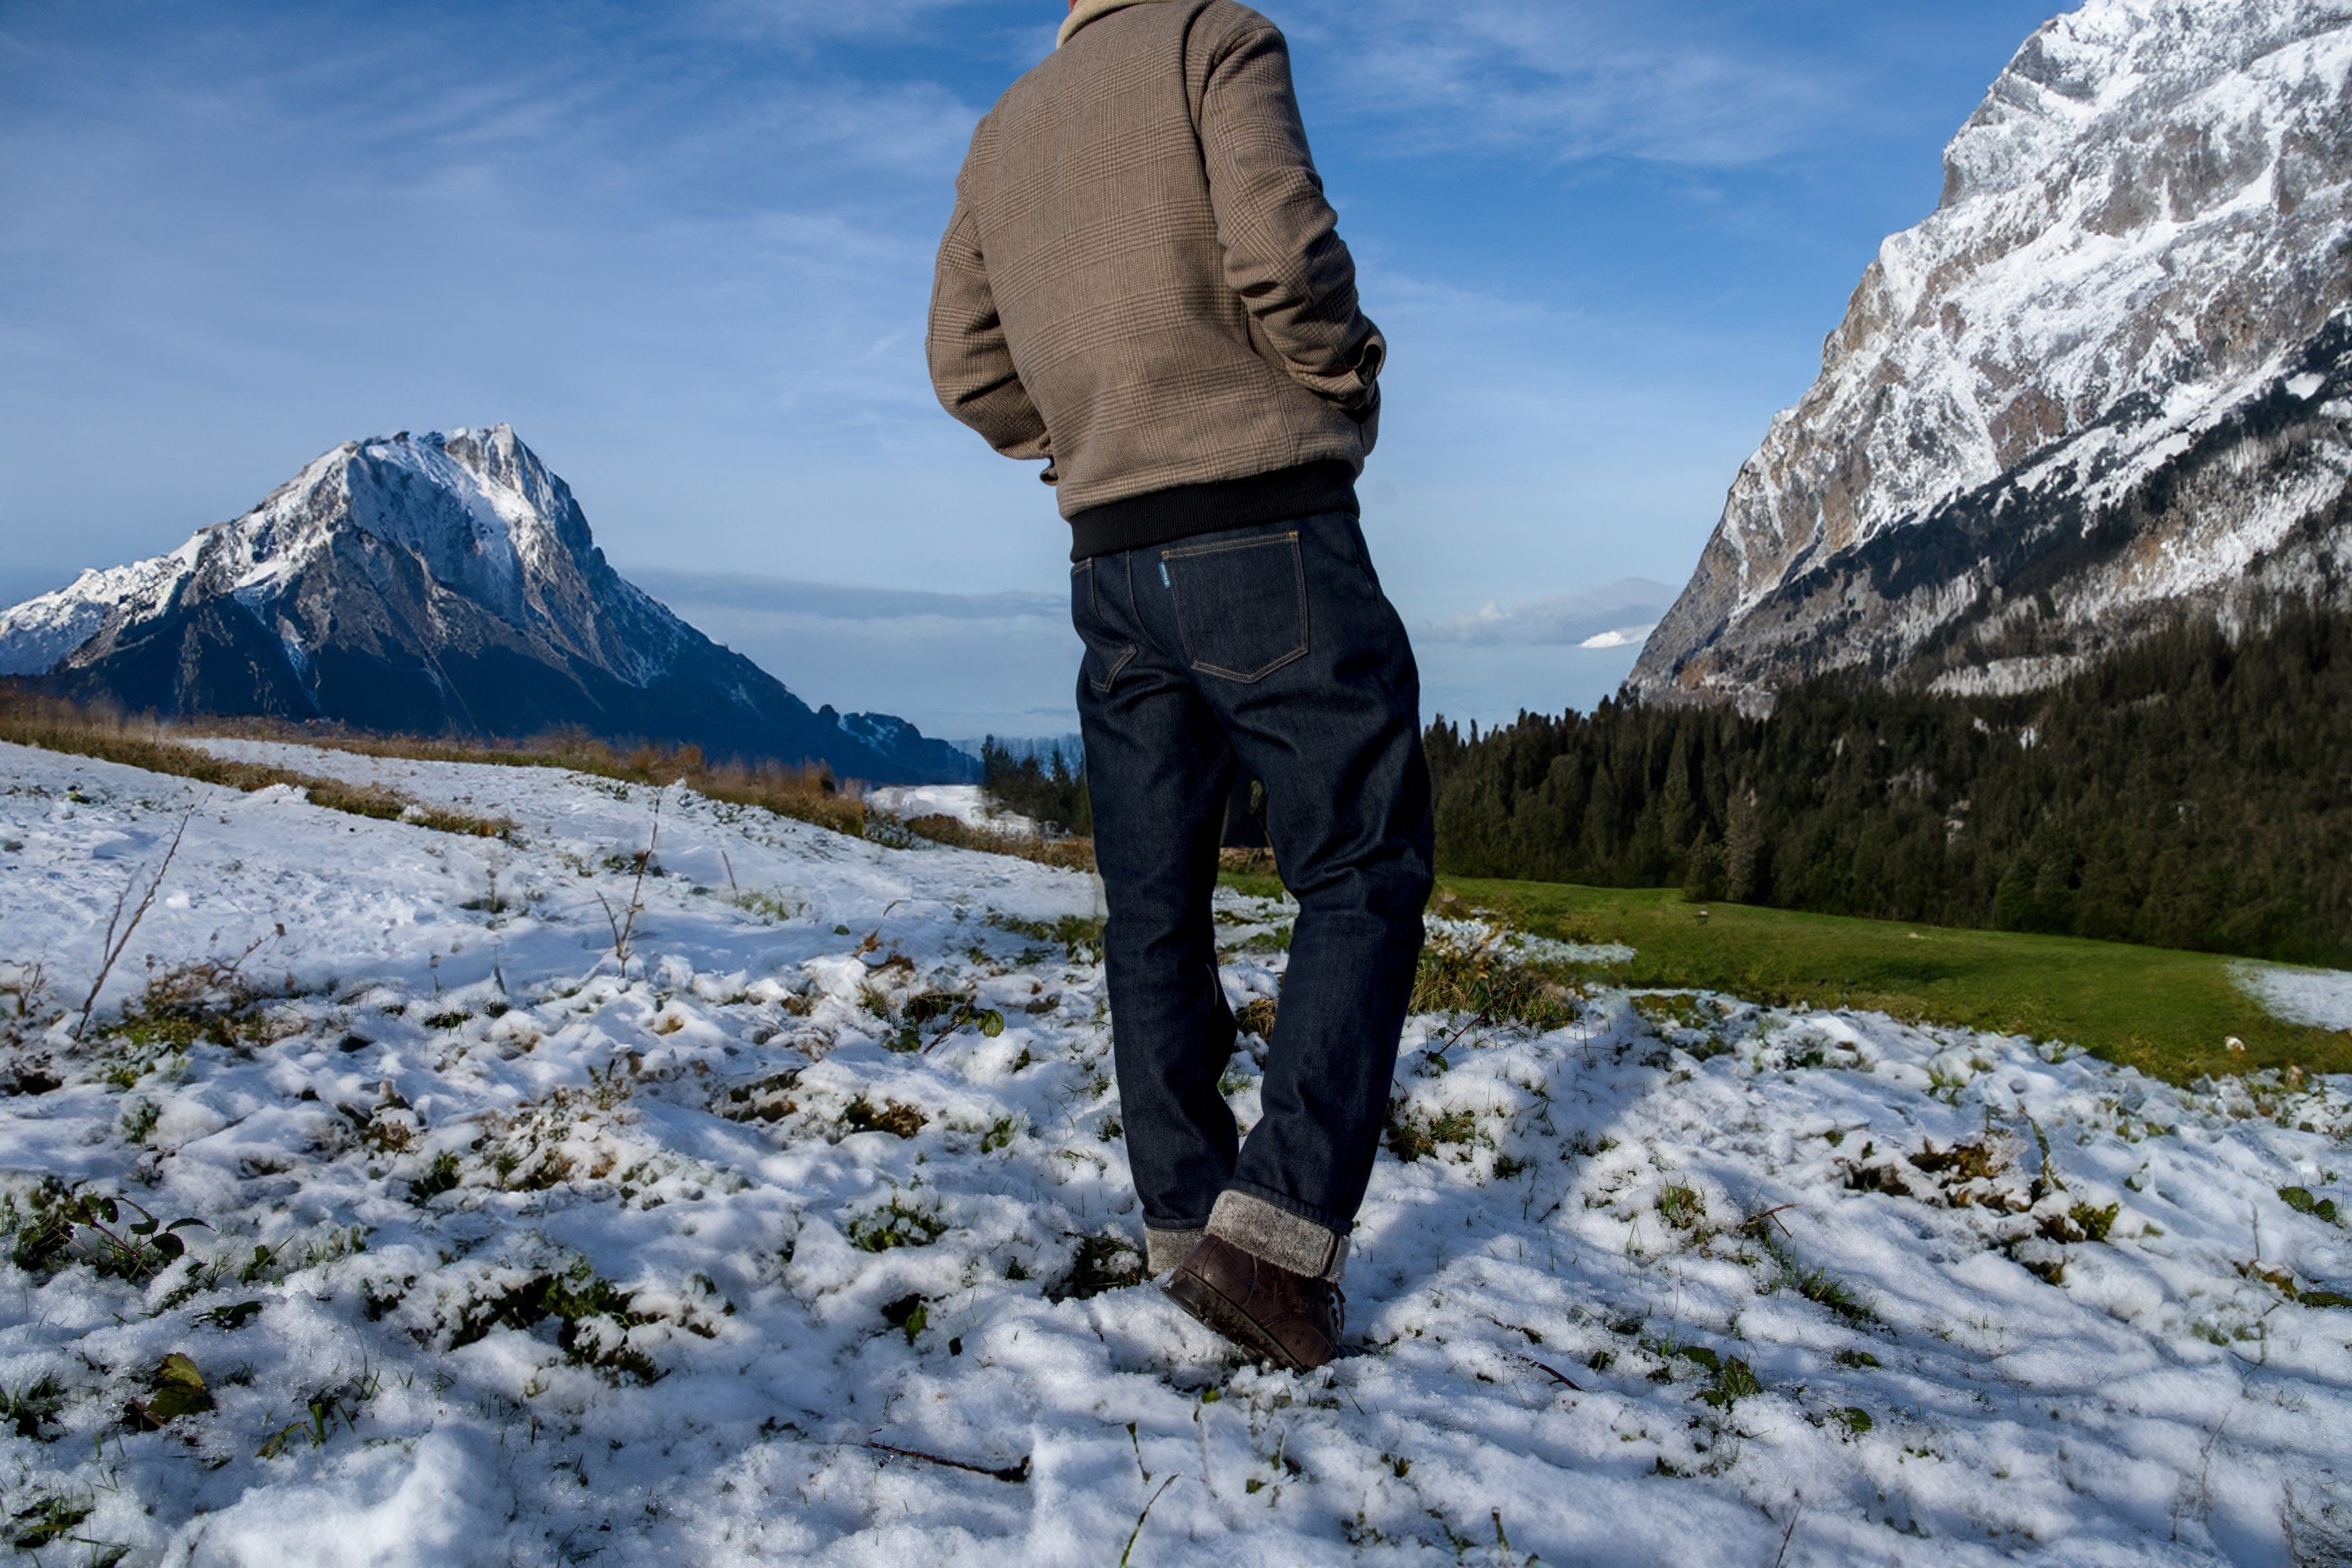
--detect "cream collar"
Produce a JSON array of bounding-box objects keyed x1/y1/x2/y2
[{"x1": 1058, "y1": 0, "x2": 1169, "y2": 47}]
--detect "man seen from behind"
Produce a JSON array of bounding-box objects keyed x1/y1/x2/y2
[{"x1": 927, "y1": 0, "x2": 1434, "y2": 1372}]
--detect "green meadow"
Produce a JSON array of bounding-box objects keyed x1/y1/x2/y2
[
  {"x1": 1220, "y1": 868, "x2": 2351, "y2": 1084},
  {"x1": 1442, "y1": 878, "x2": 2349, "y2": 1085}
]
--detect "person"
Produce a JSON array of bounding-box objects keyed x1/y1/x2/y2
[{"x1": 926, "y1": 0, "x2": 1433, "y2": 1372}]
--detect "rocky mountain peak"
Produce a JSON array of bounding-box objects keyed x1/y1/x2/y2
[
  {"x1": 1631, "y1": 0, "x2": 2352, "y2": 708},
  {"x1": 0, "y1": 429, "x2": 976, "y2": 783}
]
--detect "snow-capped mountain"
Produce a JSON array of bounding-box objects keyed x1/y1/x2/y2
[
  {"x1": 0, "y1": 426, "x2": 977, "y2": 783},
  {"x1": 1630, "y1": 0, "x2": 2352, "y2": 708}
]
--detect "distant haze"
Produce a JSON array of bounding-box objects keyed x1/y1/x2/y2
[{"x1": 628, "y1": 567, "x2": 1658, "y2": 736}]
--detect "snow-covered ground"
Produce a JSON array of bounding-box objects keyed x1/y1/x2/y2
[
  {"x1": 2237, "y1": 963, "x2": 2352, "y2": 1035},
  {"x1": 862, "y1": 783, "x2": 1040, "y2": 837},
  {"x1": 0, "y1": 738, "x2": 2348, "y2": 1566}
]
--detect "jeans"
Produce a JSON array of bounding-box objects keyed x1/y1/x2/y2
[{"x1": 1072, "y1": 510, "x2": 1434, "y2": 1279}]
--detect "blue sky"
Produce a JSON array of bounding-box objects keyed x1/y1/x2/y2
[{"x1": 0, "y1": 0, "x2": 2070, "y2": 738}]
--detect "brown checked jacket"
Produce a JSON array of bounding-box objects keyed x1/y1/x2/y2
[{"x1": 926, "y1": 0, "x2": 1385, "y2": 560}]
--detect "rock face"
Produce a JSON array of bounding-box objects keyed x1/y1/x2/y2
[
  {"x1": 0, "y1": 426, "x2": 977, "y2": 784},
  {"x1": 1630, "y1": 0, "x2": 2352, "y2": 708}
]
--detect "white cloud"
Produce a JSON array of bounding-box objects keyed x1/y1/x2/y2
[{"x1": 1417, "y1": 578, "x2": 1676, "y2": 646}]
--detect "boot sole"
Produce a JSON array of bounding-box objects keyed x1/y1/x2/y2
[{"x1": 1164, "y1": 1269, "x2": 1314, "y2": 1372}]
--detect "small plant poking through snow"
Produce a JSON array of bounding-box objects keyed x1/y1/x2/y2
[
  {"x1": 1409, "y1": 934, "x2": 1577, "y2": 1034},
  {"x1": 1048, "y1": 1234, "x2": 1147, "y2": 1302},
  {"x1": 0, "y1": 1180, "x2": 211, "y2": 1282},
  {"x1": 846, "y1": 1195, "x2": 948, "y2": 1253},
  {"x1": 842, "y1": 1098, "x2": 928, "y2": 1139},
  {"x1": 124, "y1": 1352, "x2": 214, "y2": 1430}
]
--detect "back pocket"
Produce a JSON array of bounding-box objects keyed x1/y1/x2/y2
[{"x1": 1161, "y1": 531, "x2": 1309, "y2": 683}]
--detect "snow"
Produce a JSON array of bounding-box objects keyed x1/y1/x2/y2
[
  {"x1": 1, "y1": 737, "x2": 2349, "y2": 1564},
  {"x1": 2237, "y1": 962, "x2": 2352, "y2": 1033},
  {"x1": 865, "y1": 783, "x2": 1041, "y2": 837},
  {"x1": 0, "y1": 547, "x2": 199, "y2": 676}
]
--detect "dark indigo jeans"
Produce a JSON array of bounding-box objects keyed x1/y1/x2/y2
[{"x1": 1072, "y1": 510, "x2": 1434, "y2": 1264}]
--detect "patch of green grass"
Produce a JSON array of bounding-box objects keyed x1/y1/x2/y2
[
  {"x1": 7, "y1": 1489, "x2": 94, "y2": 1550},
  {"x1": 1216, "y1": 868, "x2": 1290, "y2": 904},
  {"x1": 406, "y1": 1151, "x2": 463, "y2": 1205},
  {"x1": 1409, "y1": 935, "x2": 1577, "y2": 1033},
  {"x1": 987, "y1": 914, "x2": 1107, "y2": 964},
  {"x1": 1757, "y1": 1232, "x2": 1878, "y2": 1327},
  {"x1": 443, "y1": 1264, "x2": 664, "y2": 1382},
  {"x1": 1383, "y1": 1106, "x2": 1480, "y2": 1162},
  {"x1": 1441, "y1": 878, "x2": 2352, "y2": 1083},
  {"x1": 0, "y1": 1374, "x2": 67, "y2": 1440},
  {"x1": 1656, "y1": 1184, "x2": 1706, "y2": 1231},
  {"x1": 1046, "y1": 1234, "x2": 1146, "y2": 1302},
  {"x1": 846, "y1": 1195, "x2": 948, "y2": 1254}
]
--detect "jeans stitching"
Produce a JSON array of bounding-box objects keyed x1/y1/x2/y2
[
  {"x1": 1092, "y1": 646, "x2": 1137, "y2": 693},
  {"x1": 1159, "y1": 530, "x2": 1300, "y2": 562},
  {"x1": 1073, "y1": 557, "x2": 1138, "y2": 693},
  {"x1": 1161, "y1": 533, "x2": 1310, "y2": 683}
]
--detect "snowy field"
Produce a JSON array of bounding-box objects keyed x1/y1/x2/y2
[
  {"x1": 2237, "y1": 964, "x2": 2352, "y2": 1036},
  {"x1": 0, "y1": 738, "x2": 2348, "y2": 1566}
]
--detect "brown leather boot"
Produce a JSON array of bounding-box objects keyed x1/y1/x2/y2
[{"x1": 1165, "y1": 1234, "x2": 1344, "y2": 1371}]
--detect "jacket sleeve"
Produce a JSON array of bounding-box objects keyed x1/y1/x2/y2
[
  {"x1": 1197, "y1": 19, "x2": 1385, "y2": 416},
  {"x1": 926, "y1": 123, "x2": 1052, "y2": 465}
]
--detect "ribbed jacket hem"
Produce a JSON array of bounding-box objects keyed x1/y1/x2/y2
[{"x1": 1067, "y1": 461, "x2": 1360, "y2": 562}]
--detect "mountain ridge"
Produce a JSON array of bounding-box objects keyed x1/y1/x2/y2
[
  {"x1": 0, "y1": 426, "x2": 978, "y2": 785},
  {"x1": 1630, "y1": 0, "x2": 2352, "y2": 708}
]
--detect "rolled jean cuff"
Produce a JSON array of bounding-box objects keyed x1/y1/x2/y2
[
  {"x1": 1145, "y1": 1226, "x2": 1206, "y2": 1274},
  {"x1": 1209, "y1": 1189, "x2": 1347, "y2": 1282}
]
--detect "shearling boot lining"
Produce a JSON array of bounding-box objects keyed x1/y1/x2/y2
[
  {"x1": 1058, "y1": 0, "x2": 1169, "y2": 47},
  {"x1": 1207, "y1": 1191, "x2": 1347, "y2": 1282},
  {"x1": 1145, "y1": 1226, "x2": 1207, "y2": 1274}
]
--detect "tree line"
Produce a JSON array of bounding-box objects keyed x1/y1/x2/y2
[{"x1": 1424, "y1": 603, "x2": 2352, "y2": 967}]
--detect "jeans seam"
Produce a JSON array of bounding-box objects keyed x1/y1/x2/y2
[
  {"x1": 1074, "y1": 557, "x2": 1139, "y2": 694},
  {"x1": 1159, "y1": 530, "x2": 1300, "y2": 562},
  {"x1": 1090, "y1": 646, "x2": 1137, "y2": 693}
]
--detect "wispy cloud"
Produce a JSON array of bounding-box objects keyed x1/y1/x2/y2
[
  {"x1": 630, "y1": 570, "x2": 1058, "y2": 623},
  {"x1": 1417, "y1": 579, "x2": 1676, "y2": 646},
  {"x1": 1287, "y1": 0, "x2": 1840, "y2": 167}
]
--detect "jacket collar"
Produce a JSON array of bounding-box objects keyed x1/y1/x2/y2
[{"x1": 1058, "y1": 0, "x2": 1167, "y2": 47}]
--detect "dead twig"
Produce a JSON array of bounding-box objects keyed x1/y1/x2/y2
[
  {"x1": 862, "y1": 1441, "x2": 1031, "y2": 1484},
  {"x1": 1516, "y1": 1353, "x2": 1583, "y2": 1391},
  {"x1": 597, "y1": 791, "x2": 664, "y2": 965},
  {"x1": 74, "y1": 807, "x2": 195, "y2": 1041}
]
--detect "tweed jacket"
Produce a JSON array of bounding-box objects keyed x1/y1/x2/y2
[{"x1": 926, "y1": 0, "x2": 1384, "y2": 536}]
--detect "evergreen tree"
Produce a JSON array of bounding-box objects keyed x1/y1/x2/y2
[{"x1": 1424, "y1": 602, "x2": 2352, "y2": 966}]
